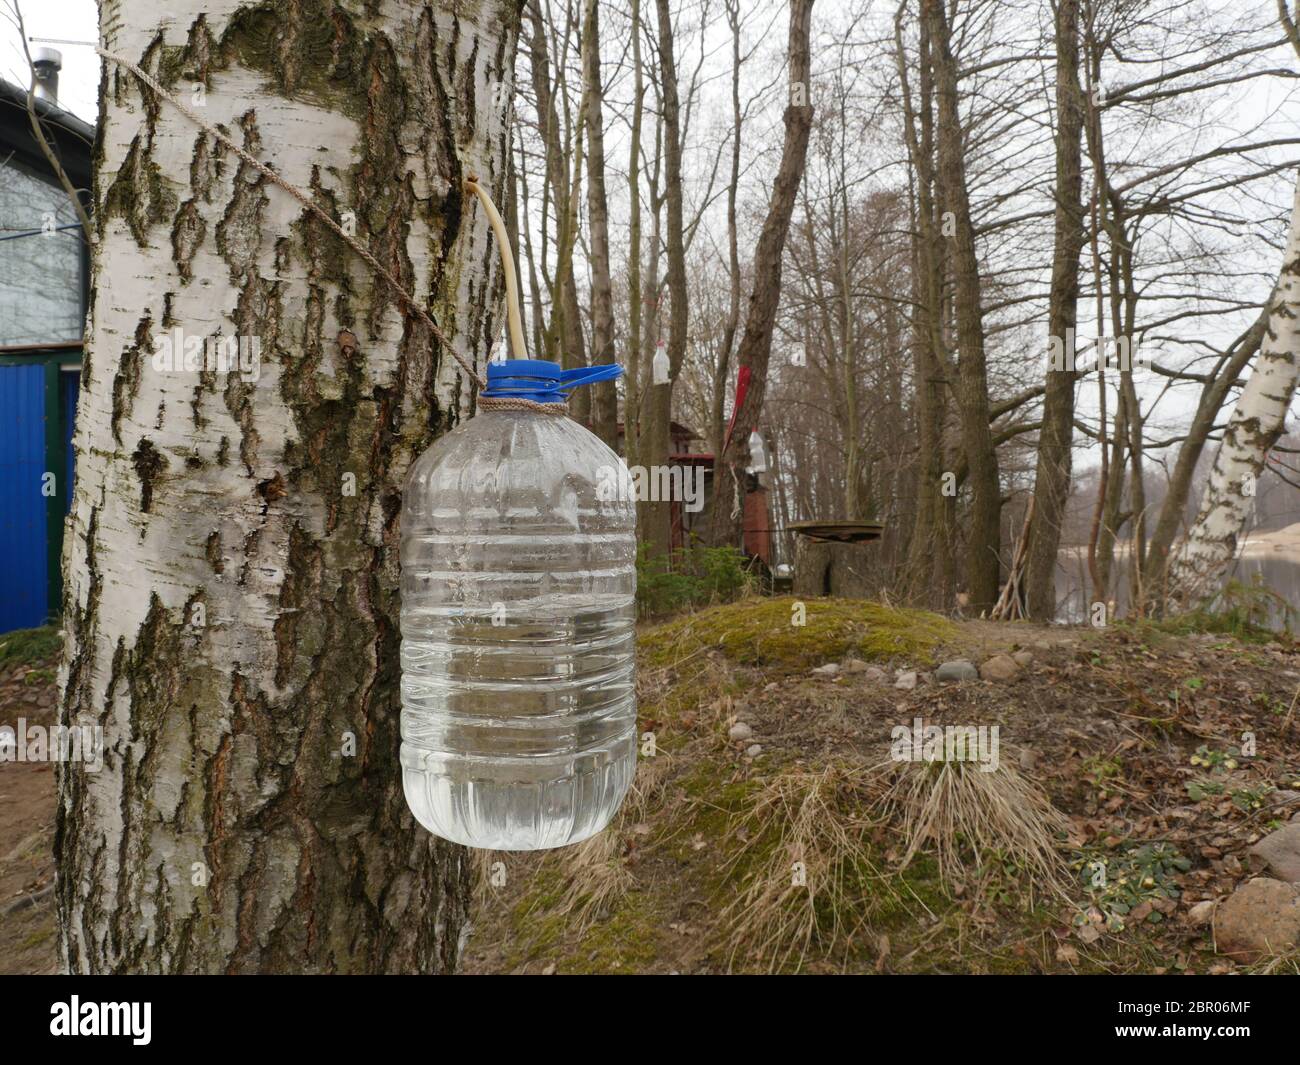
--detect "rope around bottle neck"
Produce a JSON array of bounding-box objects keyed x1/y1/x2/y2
[
  {"x1": 95, "y1": 45, "x2": 570, "y2": 416},
  {"x1": 478, "y1": 395, "x2": 569, "y2": 414}
]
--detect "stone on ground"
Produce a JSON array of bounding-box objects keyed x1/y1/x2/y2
[
  {"x1": 979, "y1": 654, "x2": 1020, "y2": 681},
  {"x1": 935, "y1": 660, "x2": 978, "y2": 683},
  {"x1": 1248, "y1": 823, "x2": 1300, "y2": 883},
  {"x1": 1213, "y1": 878, "x2": 1300, "y2": 961}
]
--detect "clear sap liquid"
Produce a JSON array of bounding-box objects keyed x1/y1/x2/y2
[{"x1": 399, "y1": 412, "x2": 636, "y2": 850}]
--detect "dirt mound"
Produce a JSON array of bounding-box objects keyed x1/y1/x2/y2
[{"x1": 462, "y1": 600, "x2": 1300, "y2": 974}]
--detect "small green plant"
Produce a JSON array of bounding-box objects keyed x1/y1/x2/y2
[
  {"x1": 636, "y1": 541, "x2": 755, "y2": 619},
  {"x1": 1230, "y1": 784, "x2": 1274, "y2": 812},
  {"x1": 1185, "y1": 743, "x2": 1263, "y2": 807},
  {"x1": 976, "y1": 849, "x2": 1036, "y2": 907},
  {"x1": 1189, "y1": 744, "x2": 1237, "y2": 771},
  {"x1": 1185, "y1": 777, "x2": 1225, "y2": 802},
  {"x1": 1073, "y1": 842, "x2": 1190, "y2": 931},
  {"x1": 1081, "y1": 755, "x2": 1123, "y2": 794}
]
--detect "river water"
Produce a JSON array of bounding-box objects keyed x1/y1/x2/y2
[{"x1": 1055, "y1": 545, "x2": 1300, "y2": 631}]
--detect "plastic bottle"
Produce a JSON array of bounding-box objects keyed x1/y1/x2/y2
[{"x1": 399, "y1": 359, "x2": 636, "y2": 850}]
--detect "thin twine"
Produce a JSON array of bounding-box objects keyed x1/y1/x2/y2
[{"x1": 95, "y1": 45, "x2": 568, "y2": 415}]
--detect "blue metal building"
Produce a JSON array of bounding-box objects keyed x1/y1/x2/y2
[
  {"x1": 0, "y1": 350, "x2": 81, "y2": 631},
  {"x1": 0, "y1": 57, "x2": 93, "y2": 632}
]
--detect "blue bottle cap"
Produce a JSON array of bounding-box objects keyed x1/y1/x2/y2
[{"x1": 482, "y1": 359, "x2": 622, "y2": 403}]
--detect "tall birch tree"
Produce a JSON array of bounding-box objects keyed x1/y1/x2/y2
[
  {"x1": 1170, "y1": 176, "x2": 1300, "y2": 600},
  {"x1": 58, "y1": 0, "x2": 519, "y2": 973},
  {"x1": 1168, "y1": 2, "x2": 1300, "y2": 603}
]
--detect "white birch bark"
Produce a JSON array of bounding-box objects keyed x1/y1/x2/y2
[
  {"x1": 57, "y1": 0, "x2": 519, "y2": 973},
  {"x1": 1170, "y1": 174, "x2": 1300, "y2": 601}
]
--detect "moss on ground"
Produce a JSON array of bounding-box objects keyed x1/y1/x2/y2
[
  {"x1": 561, "y1": 893, "x2": 662, "y2": 974},
  {"x1": 499, "y1": 864, "x2": 664, "y2": 974},
  {"x1": 639, "y1": 596, "x2": 955, "y2": 673},
  {"x1": 483, "y1": 599, "x2": 968, "y2": 973}
]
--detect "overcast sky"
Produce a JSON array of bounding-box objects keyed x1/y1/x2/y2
[{"x1": 1, "y1": 0, "x2": 97, "y2": 121}]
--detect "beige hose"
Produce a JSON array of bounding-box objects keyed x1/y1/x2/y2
[{"x1": 464, "y1": 175, "x2": 528, "y2": 362}]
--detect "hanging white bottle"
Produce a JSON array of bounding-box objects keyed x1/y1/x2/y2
[
  {"x1": 399, "y1": 359, "x2": 637, "y2": 850},
  {"x1": 652, "y1": 341, "x2": 670, "y2": 385}
]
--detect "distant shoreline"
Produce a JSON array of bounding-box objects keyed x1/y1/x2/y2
[
  {"x1": 1241, "y1": 521, "x2": 1300, "y2": 556},
  {"x1": 1058, "y1": 521, "x2": 1300, "y2": 560}
]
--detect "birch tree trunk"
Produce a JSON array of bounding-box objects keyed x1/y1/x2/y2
[
  {"x1": 57, "y1": 0, "x2": 519, "y2": 973},
  {"x1": 1169, "y1": 175, "x2": 1300, "y2": 601},
  {"x1": 1142, "y1": 310, "x2": 1267, "y2": 600}
]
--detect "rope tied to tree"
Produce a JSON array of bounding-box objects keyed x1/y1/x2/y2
[{"x1": 95, "y1": 45, "x2": 571, "y2": 416}]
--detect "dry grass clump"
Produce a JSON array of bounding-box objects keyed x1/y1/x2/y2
[
  {"x1": 1242, "y1": 952, "x2": 1300, "y2": 975},
  {"x1": 620, "y1": 746, "x2": 676, "y2": 826},
  {"x1": 717, "y1": 762, "x2": 900, "y2": 972},
  {"x1": 486, "y1": 755, "x2": 674, "y2": 933},
  {"x1": 873, "y1": 755, "x2": 1071, "y2": 900},
  {"x1": 636, "y1": 645, "x2": 737, "y2": 732},
  {"x1": 544, "y1": 829, "x2": 636, "y2": 932},
  {"x1": 475, "y1": 823, "x2": 633, "y2": 935}
]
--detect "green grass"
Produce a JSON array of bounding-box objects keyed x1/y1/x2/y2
[
  {"x1": 1134, "y1": 576, "x2": 1295, "y2": 644},
  {"x1": 0, "y1": 626, "x2": 62, "y2": 671}
]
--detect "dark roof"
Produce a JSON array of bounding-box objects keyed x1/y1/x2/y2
[
  {"x1": 0, "y1": 77, "x2": 95, "y2": 191},
  {"x1": 616, "y1": 420, "x2": 704, "y2": 441}
]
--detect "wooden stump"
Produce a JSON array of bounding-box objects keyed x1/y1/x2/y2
[{"x1": 793, "y1": 539, "x2": 874, "y2": 598}]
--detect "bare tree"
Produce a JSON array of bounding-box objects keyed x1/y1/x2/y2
[
  {"x1": 641, "y1": 0, "x2": 691, "y2": 558},
  {"x1": 923, "y1": 0, "x2": 1002, "y2": 613},
  {"x1": 582, "y1": 0, "x2": 617, "y2": 447},
  {"x1": 709, "y1": 0, "x2": 816, "y2": 550},
  {"x1": 1024, "y1": 0, "x2": 1086, "y2": 619}
]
